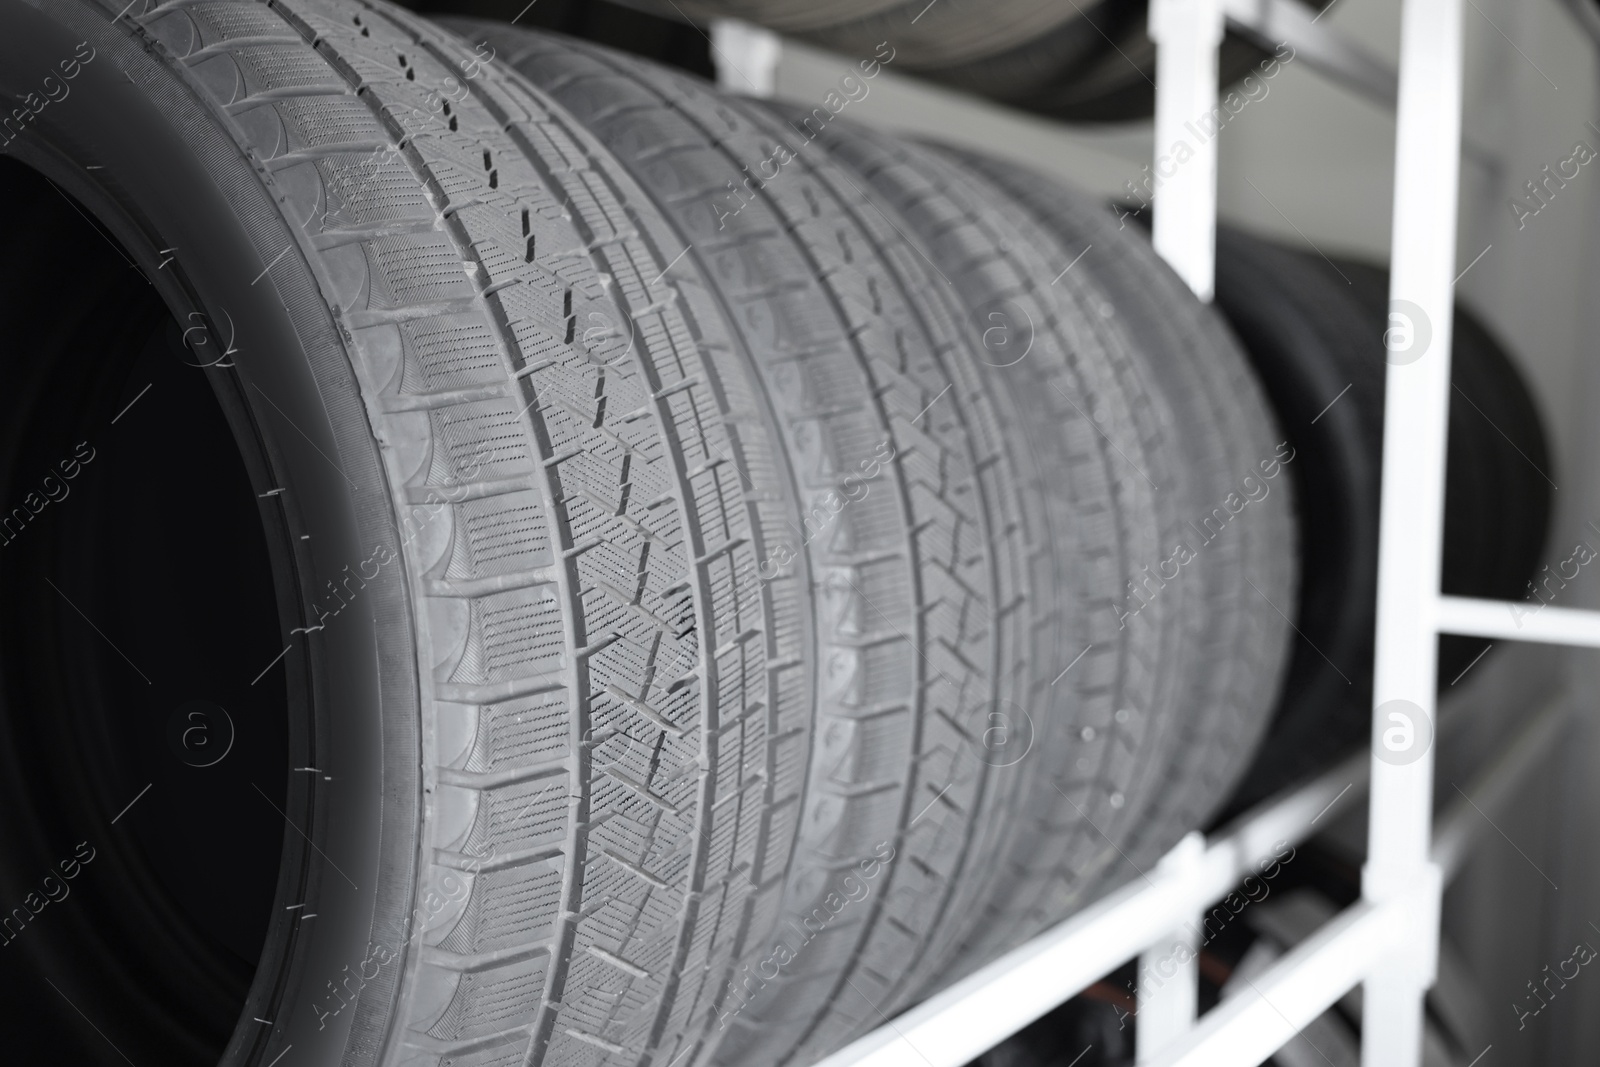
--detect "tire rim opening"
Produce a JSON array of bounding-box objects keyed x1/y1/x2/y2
[{"x1": 0, "y1": 155, "x2": 290, "y2": 1065}]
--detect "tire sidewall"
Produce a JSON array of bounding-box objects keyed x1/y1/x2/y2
[{"x1": 0, "y1": 5, "x2": 419, "y2": 1065}]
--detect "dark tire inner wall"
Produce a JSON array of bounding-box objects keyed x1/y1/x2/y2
[{"x1": 0, "y1": 156, "x2": 289, "y2": 1065}]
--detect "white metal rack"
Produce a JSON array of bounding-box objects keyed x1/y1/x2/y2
[{"x1": 707, "y1": 2, "x2": 1589, "y2": 1064}]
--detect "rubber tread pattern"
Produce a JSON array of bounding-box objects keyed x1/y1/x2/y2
[
  {"x1": 949, "y1": 157, "x2": 1297, "y2": 879},
  {"x1": 124, "y1": 2, "x2": 812, "y2": 1065},
  {"x1": 453, "y1": 24, "x2": 1054, "y2": 1067},
  {"x1": 791, "y1": 125, "x2": 1177, "y2": 981},
  {"x1": 800, "y1": 128, "x2": 1284, "y2": 982}
]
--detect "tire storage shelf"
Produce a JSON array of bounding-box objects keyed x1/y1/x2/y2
[{"x1": 710, "y1": 3, "x2": 1584, "y2": 1067}]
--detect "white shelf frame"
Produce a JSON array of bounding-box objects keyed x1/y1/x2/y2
[
  {"x1": 800, "y1": 694, "x2": 1566, "y2": 1067},
  {"x1": 705, "y1": 3, "x2": 1584, "y2": 1064}
]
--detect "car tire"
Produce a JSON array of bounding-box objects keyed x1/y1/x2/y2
[
  {"x1": 445, "y1": 19, "x2": 1231, "y2": 1067},
  {"x1": 0, "y1": 3, "x2": 810, "y2": 1066},
  {"x1": 1213, "y1": 228, "x2": 1551, "y2": 811}
]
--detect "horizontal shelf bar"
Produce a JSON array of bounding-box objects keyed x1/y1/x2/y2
[
  {"x1": 1151, "y1": 695, "x2": 1563, "y2": 1066},
  {"x1": 804, "y1": 863, "x2": 1199, "y2": 1067},
  {"x1": 1162, "y1": 696, "x2": 1563, "y2": 1067},
  {"x1": 808, "y1": 756, "x2": 1366, "y2": 1067},
  {"x1": 1221, "y1": 0, "x2": 1498, "y2": 167},
  {"x1": 1143, "y1": 898, "x2": 1402, "y2": 1067},
  {"x1": 1437, "y1": 594, "x2": 1600, "y2": 648},
  {"x1": 810, "y1": 690, "x2": 1564, "y2": 1067},
  {"x1": 1223, "y1": 0, "x2": 1398, "y2": 106}
]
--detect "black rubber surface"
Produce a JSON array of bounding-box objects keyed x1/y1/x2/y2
[
  {"x1": 1213, "y1": 227, "x2": 1551, "y2": 811},
  {"x1": 0, "y1": 156, "x2": 292, "y2": 1066}
]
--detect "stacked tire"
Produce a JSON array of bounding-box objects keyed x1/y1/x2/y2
[
  {"x1": 1211, "y1": 230, "x2": 1551, "y2": 812},
  {"x1": 639, "y1": 0, "x2": 1322, "y2": 121},
  {"x1": 0, "y1": 4, "x2": 1291, "y2": 1067}
]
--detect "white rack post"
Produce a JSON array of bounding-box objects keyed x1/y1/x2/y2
[
  {"x1": 1136, "y1": 833, "x2": 1205, "y2": 1061},
  {"x1": 1142, "y1": 5, "x2": 1226, "y2": 1049},
  {"x1": 1150, "y1": 0, "x2": 1225, "y2": 301},
  {"x1": 1361, "y1": 0, "x2": 1463, "y2": 1059},
  {"x1": 709, "y1": 18, "x2": 782, "y2": 96}
]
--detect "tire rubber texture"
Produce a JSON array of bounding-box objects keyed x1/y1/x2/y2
[
  {"x1": 441, "y1": 18, "x2": 1278, "y2": 1067},
  {"x1": 451, "y1": 21, "x2": 1301, "y2": 1065},
  {"x1": 1213, "y1": 227, "x2": 1552, "y2": 811},
  {"x1": 3, "y1": 2, "x2": 815, "y2": 1066},
  {"x1": 771, "y1": 123, "x2": 1195, "y2": 991},
  {"x1": 0, "y1": 166, "x2": 292, "y2": 1066},
  {"x1": 939, "y1": 155, "x2": 1297, "y2": 877},
  {"x1": 454, "y1": 25, "x2": 1043, "y2": 1065},
  {"x1": 786, "y1": 130, "x2": 1297, "y2": 981}
]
